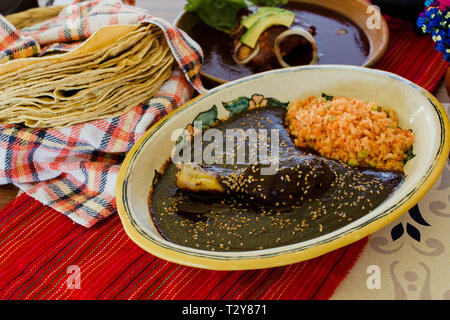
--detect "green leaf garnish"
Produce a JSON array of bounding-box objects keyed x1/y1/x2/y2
[{"x1": 321, "y1": 93, "x2": 334, "y2": 101}]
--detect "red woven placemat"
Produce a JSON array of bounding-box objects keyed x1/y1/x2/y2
[
  {"x1": 0, "y1": 194, "x2": 367, "y2": 300},
  {"x1": 0, "y1": 16, "x2": 447, "y2": 300}
]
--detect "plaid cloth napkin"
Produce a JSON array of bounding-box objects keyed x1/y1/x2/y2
[{"x1": 0, "y1": 0, "x2": 205, "y2": 227}]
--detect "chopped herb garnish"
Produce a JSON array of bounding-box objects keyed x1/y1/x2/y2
[
  {"x1": 404, "y1": 146, "x2": 415, "y2": 164},
  {"x1": 321, "y1": 93, "x2": 334, "y2": 101}
]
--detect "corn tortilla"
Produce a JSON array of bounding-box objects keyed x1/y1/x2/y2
[{"x1": 0, "y1": 23, "x2": 174, "y2": 128}]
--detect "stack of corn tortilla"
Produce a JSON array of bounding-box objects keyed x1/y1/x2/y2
[{"x1": 0, "y1": 23, "x2": 174, "y2": 128}]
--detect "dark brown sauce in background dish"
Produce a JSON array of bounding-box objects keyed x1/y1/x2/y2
[
  {"x1": 188, "y1": 3, "x2": 370, "y2": 83},
  {"x1": 149, "y1": 107, "x2": 404, "y2": 252}
]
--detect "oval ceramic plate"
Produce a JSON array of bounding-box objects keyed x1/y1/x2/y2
[
  {"x1": 174, "y1": 0, "x2": 389, "y2": 86},
  {"x1": 116, "y1": 65, "x2": 450, "y2": 270}
]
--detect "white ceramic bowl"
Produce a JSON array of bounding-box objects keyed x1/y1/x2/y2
[{"x1": 116, "y1": 65, "x2": 450, "y2": 270}]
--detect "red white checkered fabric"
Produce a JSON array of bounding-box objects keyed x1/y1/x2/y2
[{"x1": 0, "y1": 0, "x2": 205, "y2": 227}]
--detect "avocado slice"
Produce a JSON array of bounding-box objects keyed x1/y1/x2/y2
[
  {"x1": 241, "y1": 7, "x2": 291, "y2": 29},
  {"x1": 241, "y1": 11, "x2": 295, "y2": 49}
]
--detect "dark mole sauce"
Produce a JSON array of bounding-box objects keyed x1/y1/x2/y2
[
  {"x1": 149, "y1": 107, "x2": 404, "y2": 252},
  {"x1": 188, "y1": 2, "x2": 370, "y2": 83}
]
